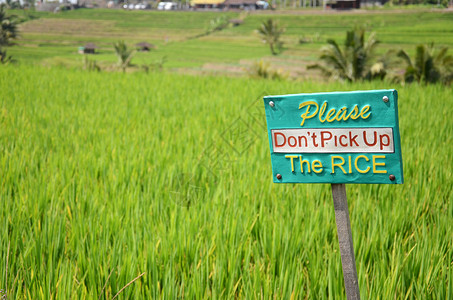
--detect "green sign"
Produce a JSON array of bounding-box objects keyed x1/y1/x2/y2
[{"x1": 263, "y1": 90, "x2": 403, "y2": 184}]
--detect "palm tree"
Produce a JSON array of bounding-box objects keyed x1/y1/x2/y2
[
  {"x1": 308, "y1": 29, "x2": 380, "y2": 82},
  {"x1": 207, "y1": 15, "x2": 229, "y2": 34},
  {"x1": 257, "y1": 19, "x2": 285, "y2": 56},
  {"x1": 397, "y1": 43, "x2": 453, "y2": 85},
  {"x1": 0, "y1": 4, "x2": 18, "y2": 65},
  {"x1": 113, "y1": 41, "x2": 135, "y2": 73},
  {"x1": 0, "y1": 4, "x2": 18, "y2": 47}
]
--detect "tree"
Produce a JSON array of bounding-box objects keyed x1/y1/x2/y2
[
  {"x1": 206, "y1": 15, "x2": 229, "y2": 34},
  {"x1": 4, "y1": 0, "x2": 21, "y2": 9},
  {"x1": 0, "y1": 4, "x2": 18, "y2": 47},
  {"x1": 257, "y1": 19, "x2": 285, "y2": 56},
  {"x1": 113, "y1": 41, "x2": 135, "y2": 73},
  {"x1": 397, "y1": 43, "x2": 453, "y2": 85},
  {"x1": 308, "y1": 29, "x2": 380, "y2": 82},
  {"x1": 0, "y1": 4, "x2": 18, "y2": 65}
]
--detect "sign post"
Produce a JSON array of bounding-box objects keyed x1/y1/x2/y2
[
  {"x1": 263, "y1": 90, "x2": 403, "y2": 299},
  {"x1": 331, "y1": 183, "x2": 360, "y2": 300}
]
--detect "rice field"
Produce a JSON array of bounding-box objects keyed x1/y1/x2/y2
[
  {"x1": 10, "y1": 8, "x2": 453, "y2": 75},
  {"x1": 0, "y1": 64, "x2": 451, "y2": 299}
]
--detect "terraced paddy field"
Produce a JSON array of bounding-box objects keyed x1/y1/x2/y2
[{"x1": 9, "y1": 8, "x2": 453, "y2": 76}]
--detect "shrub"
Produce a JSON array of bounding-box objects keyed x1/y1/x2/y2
[{"x1": 247, "y1": 60, "x2": 288, "y2": 80}]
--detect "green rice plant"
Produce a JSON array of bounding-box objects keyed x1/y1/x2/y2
[
  {"x1": 0, "y1": 64, "x2": 451, "y2": 299},
  {"x1": 83, "y1": 56, "x2": 101, "y2": 72}
]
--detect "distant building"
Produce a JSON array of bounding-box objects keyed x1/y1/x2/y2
[
  {"x1": 191, "y1": 0, "x2": 267, "y2": 9},
  {"x1": 331, "y1": 0, "x2": 360, "y2": 9},
  {"x1": 79, "y1": 43, "x2": 98, "y2": 54},
  {"x1": 191, "y1": 0, "x2": 225, "y2": 9},
  {"x1": 229, "y1": 19, "x2": 244, "y2": 26},
  {"x1": 224, "y1": 0, "x2": 257, "y2": 9},
  {"x1": 136, "y1": 42, "x2": 156, "y2": 52}
]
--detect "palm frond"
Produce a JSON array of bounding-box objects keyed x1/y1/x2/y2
[{"x1": 397, "y1": 50, "x2": 413, "y2": 68}]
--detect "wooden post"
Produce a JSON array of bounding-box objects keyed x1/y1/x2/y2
[{"x1": 331, "y1": 184, "x2": 361, "y2": 300}]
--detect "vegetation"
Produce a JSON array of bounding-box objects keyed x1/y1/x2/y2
[
  {"x1": 0, "y1": 8, "x2": 452, "y2": 299},
  {"x1": 0, "y1": 64, "x2": 452, "y2": 299},
  {"x1": 0, "y1": 48, "x2": 14, "y2": 64},
  {"x1": 83, "y1": 56, "x2": 101, "y2": 72},
  {"x1": 0, "y1": 4, "x2": 18, "y2": 64},
  {"x1": 247, "y1": 60, "x2": 288, "y2": 80},
  {"x1": 6, "y1": 9, "x2": 453, "y2": 76},
  {"x1": 397, "y1": 43, "x2": 453, "y2": 84},
  {"x1": 386, "y1": 0, "x2": 450, "y2": 7},
  {"x1": 0, "y1": 5, "x2": 18, "y2": 46},
  {"x1": 3, "y1": 0, "x2": 22, "y2": 9},
  {"x1": 257, "y1": 19, "x2": 285, "y2": 55},
  {"x1": 308, "y1": 29, "x2": 381, "y2": 82},
  {"x1": 141, "y1": 56, "x2": 167, "y2": 73},
  {"x1": 113, "y1": 40, "x2": 135, "y2": 73},
  {"x1": 206, "y1": 15, "x2": 230, "y2": 34}
]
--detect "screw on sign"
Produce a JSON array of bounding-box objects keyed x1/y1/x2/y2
[{"x1": 263, "y1": 90, "x2": 403, "y2": 299}]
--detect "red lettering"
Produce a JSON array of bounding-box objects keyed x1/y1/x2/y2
[
  {"x1": 298, "y1": 136, "x2": 308, "y2": 147},
  {"x1": 274, "y1": 132, "x2": 286, "y2": 147},
  {"x1": 363, "y1": 131, "x2": 377, "y2": 147},
  {"x1": 311, "y1": 132, "x2": 318, "y2": 147},
  {"x1": 320, "y1": 131, "x2": 332, "y2": 147},
  {"x1": 339, "y1": 135, "x2": 348, "y2": 147},
  {"x1": 288, "y1": 136, "x2": 297, "y2": 147},
  {"x1": 349, "y1": 132, "x2": 359, "y2": 147},
  {"x1": 379, "y1": 134, "x2": 390, "y2": 150}
]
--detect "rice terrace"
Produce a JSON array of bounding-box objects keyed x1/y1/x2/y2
[{"x1": 0, "y1": 0, "x2": 452, "y2": 299}]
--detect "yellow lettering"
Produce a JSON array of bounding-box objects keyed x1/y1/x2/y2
[
  {"x1": 299, "y1": 101, "x2": 319, "y2": 126},
  {"x1": 373, "y1": 155, "x2": 387, "y2": 173},
  {"x1": 318, "y1": 102, "x2": 328, "y2": 123},
  {"x1": 325, "y1": 108, "x2": 336, "y2": 122},
  {"x1": 312, "y1": 160, "x2": 323, "y2": 173},
  {"x1": 285, "y1": 155, "x2": 298, "y2": 172},
  {"x1": 335, "y1": 107, "x2": 347, "y2": 121},
  {"x1": 359, "y1": 105, "x2": 371, "y2": 119},
  {"x1": 348, "y1": 106, "x2": 360, "y2": 120},
  {"x1": 355, "y1": 155, "x2": 370, "y2": 174},
  {"x1": 299, "y1": 156, "x2": 311, "y2": 173},
  {"x1": 298, "y1": 101, "x2": 372, "y2": 126},
  {"x1": 331, "y1": 156, "x2": 346, "y2": 174}
]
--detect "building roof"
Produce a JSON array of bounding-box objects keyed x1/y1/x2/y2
[
  {"x1": 136, "y1": 42, "x2": 156, "y2": 49},
  {"x1": 224, "y1": 0, "x2": 256, "y2": 4},
  {"x1": 229, "y1": 19, "x2": 244, "y2": 25},
  {"x1": 84, "y1": 43, "x2": 98, "y2": 50},
  {"x1": 191, "y1": 0, "x2": 225, "y2": 5}
]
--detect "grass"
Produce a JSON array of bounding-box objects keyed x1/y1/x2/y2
[
  {"x1": 0, "y1": 64, "x2": 451, "y2": 299},
  {"x1": 8, "y1": 9, "x2": 453, "y2": 74}
]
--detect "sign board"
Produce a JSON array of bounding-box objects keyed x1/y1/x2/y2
[{"x1": 263, "y1": 90, "x2": 403, "y2": 184}]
